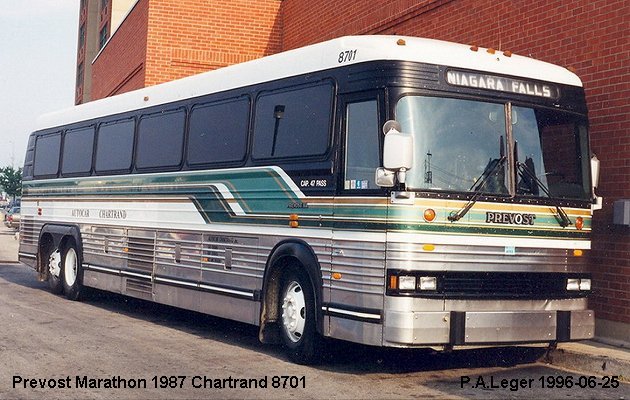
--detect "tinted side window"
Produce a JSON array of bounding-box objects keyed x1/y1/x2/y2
[
  {"x1": 188, "y1": 99, "x2": 249, "y2": 166},
  {"x1": 136, "y1": 109, "x2": 185, "y2": 170},
  {"x1": 34, "y1": 133, "x2": 61, "y2": 177},
  {"x1": 62, "y1": 126, "x2": 94, "y2": 175},
  {"x1": 95, "y1": 119, "x2": 135, "y2": 173},
  {"x1": 252, "y1": 82, "x2": 333, "y2": 159}
]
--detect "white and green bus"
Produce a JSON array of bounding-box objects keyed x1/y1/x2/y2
[{"x1": 19, "y1": 36, "x2": 601, "y2": 363}]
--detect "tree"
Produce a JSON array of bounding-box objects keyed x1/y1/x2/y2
[{"x1": 0, "y1": 166, "x2": 22, "y2": 201}]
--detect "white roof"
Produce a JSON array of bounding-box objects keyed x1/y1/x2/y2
[{"x1": 36, "y1": 35, "x2": 582, "y2": 131}]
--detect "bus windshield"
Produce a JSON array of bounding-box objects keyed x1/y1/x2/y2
[{"x1": 396, "y1": 96, "x2": 592, "y2": 200}]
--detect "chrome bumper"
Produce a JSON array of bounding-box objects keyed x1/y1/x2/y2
[{"x1": 384, "y1": 309, "x2": 594, "y2": 346}]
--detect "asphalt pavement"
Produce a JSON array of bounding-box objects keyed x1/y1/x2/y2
[{"x1": 0, "y1": 219, "x2": 627, "y2": 382}]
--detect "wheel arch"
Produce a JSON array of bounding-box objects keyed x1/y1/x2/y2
[
  {"x1": 37, "y1": 224, "x2": 84, "y2": 278},
  {"x1": 259, "y1": 239, "x2": 325, "y2": 344}
]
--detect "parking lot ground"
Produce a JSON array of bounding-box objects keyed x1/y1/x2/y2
[
  {"x1": 0, "y1": 222, "x2": 19, "y2": 263},
  {"x1": 1, "y1": 262, "x2": 628, "y2": 399}
]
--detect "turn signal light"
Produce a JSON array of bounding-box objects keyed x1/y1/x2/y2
[{"x1": 423, "y1": 208, "x2": 436, "y2": 222}]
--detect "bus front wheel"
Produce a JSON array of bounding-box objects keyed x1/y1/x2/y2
[{"x1": 278, "y1": 267, "x2": 321, "y2": 364}]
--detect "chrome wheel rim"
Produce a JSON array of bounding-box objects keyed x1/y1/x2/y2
[
  {"x1": 281, "y1": 281, "x2": 306, "y2": 343},
  {"x1": 48, "y1": 250, "x2": 61, "y2": 278}
]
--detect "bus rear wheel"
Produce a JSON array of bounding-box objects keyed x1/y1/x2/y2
[
  {"x1": 62, "y1": 242, "x2": 83, "y2": 301},
  {"x1": 47, "y1": 248, "x2": 63, "y2": 295},
  {"x1": 279, "y1": 268, "x2": 320, "y2": 364}
]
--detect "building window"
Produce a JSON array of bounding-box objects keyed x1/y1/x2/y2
[
  {"x1": 76, "y1": 63, "x2": 84, "y2": 87},
  {"x1": 99, "y1": 25, "x2": 108, "y2": 49},
  {"x1": 78, "y1": 24, "x2": 85, "y2": 50}
]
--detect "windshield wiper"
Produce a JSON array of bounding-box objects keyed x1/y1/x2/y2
[
  {"x1": 516, "y1": 161, "x2": 572, "y2": 227},
  {"x1": 448, "y1": 156, "x2": 507, "y2": 222}
]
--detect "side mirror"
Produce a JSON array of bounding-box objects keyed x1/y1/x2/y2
[
  {"x1": 590, "y1": 154, "x2": 600, "y2": 190},
  {"x1": 590, "y1": 154, "x2": 603, "y2": 210},
  {"x1": 383, "y1": 130, "x2": 413, "y2": 170},
  {"x1": 378, "y1": 120, "x2": 413, "y2": 186},
  {"x1": 375, "y1": 167, "x2": 395, "y2": 187}
]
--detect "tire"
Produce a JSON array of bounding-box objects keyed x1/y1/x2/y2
[
  {"x1": 61, "y1": 242, "x2": 83, "y2": 301},
  {"x1": 278, "y1": 267, "x2": 321, "y2": 364},
  {"x1": 46, "y1": 247, "x2": 64, "y2": 295}
]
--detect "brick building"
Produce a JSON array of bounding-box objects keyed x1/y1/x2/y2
[{"x1": 75, "y1": 0, "x2": 629, "y2": 343}]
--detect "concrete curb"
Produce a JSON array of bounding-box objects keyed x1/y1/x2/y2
[{"x1": 545, "y1": 341, "x2": 630, "y2": 382}]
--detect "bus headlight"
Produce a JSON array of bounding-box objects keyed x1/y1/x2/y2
[
  {"x1": 579, "y1": 278, "x2": 591, "y2": 291},
  {"x1": 567, "y1": 278, "x2": 591, "y2": 291},
  {"x1": 398, "y1": 275, "x2": 417, "y2": 290},
  {"x1": 566, "y1": 278, "x2": 580, "y2": 291},
  {"x1": 418, "y1": 276, "x2": 437, "y2": 291}
]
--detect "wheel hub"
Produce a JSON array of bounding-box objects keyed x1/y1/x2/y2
[
  {"x1": 48, "y1": 250, "x2": 61, "y2": 278},
  {"x1": 281, "y1": 281, "x2": 306, "y2": 343}
]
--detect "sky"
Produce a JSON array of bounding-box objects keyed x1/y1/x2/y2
[{"x1": 0, "y1": 0, "x2": 79, "y2": 170}]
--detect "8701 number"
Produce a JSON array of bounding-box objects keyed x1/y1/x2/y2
[{"x1": 338, "y1": 50, "x2": 357, "y2": 63}]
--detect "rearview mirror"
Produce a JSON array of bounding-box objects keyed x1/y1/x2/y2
[{"x1": 377, "y1": 120, "x2": 414, "y2": 186}]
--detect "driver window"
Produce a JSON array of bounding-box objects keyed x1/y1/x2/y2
[{"x1": 344, "y1": 100, "x2": 379, "y2": 190}]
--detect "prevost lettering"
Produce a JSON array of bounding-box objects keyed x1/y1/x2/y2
[
  {"x1": 446, "y1": 70, "x2": 558, "y2": 99},
  {"x1": 486, "y1": 212, "x2": 536, "y2": 225}
]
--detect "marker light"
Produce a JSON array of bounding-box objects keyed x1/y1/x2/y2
[
  {"x1": 423, "y1": 208, "x2": 436, "y2": 222},
  {"x1": 575, "y1": 217, "x2": 584, "y2": 230},
  {"x1": 398, "y1": 275, "x2": 416, "y2": 290},
  {"x1": 332, "y1": 272, "x2": 342, "y2": 280},
  {"x1": 503, "y1": 50, "x2": 513, "y2": 57},
  {"x1": 487, "y1": 48, "x2": 496, "y2": 54},
  {"x1": 289, "y1": 214, "x2": 299, "y2": 228},
  {"x1": 422, "y1": 244, "x2": 435, "y2": 252},
  {"x1": 419, "y1": 276, "x2": 437, "y2": 291},
  {"x1": 470, "y1": 45, "x2": 479, "y2": 52},
  {"x1": 397, "y1": 39, "x2": 406, "y2": 46},
  {"x1": 573, "y1": 249, "x2": 584, "y2": 257}
]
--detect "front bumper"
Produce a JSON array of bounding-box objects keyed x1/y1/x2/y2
[{"x1": 384, "y1": 309, "x2": 594, "y2": 346}]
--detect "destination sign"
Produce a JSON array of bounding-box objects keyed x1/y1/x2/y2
[{"x1": 446, "y1": 70, "x2": 559, "y2": 99}]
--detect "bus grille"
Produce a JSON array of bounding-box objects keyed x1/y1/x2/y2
[{"x1": 387, "y1": 271, "x2": 590, "y2": 299}]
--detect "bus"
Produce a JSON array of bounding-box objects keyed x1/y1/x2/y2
[{"x1": 19, "y1": 36, "x2": 601, "y2": 364}]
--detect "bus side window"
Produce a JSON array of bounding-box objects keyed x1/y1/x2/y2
[
  {"x1": 188, "y1": 98, "x2": 250, "y2": 166},
  {"x1": 136, "y1": 109, "x2": 185, "y2": 170},
  {"x1": 344, "y1": 100, "x2": 379, "y2": 190},
  {"x1": 252, "y1": 82, "x2": 333, "y2": 160},
  {"x1": 62, "y1": 126, "x2": 94, "y2": 176},
  {"x1": 95, "y1": 119, "x2": 135, "y2": 173},
  {"x1": 33, "y1": 132, "x2": 62, "y2": 178}
]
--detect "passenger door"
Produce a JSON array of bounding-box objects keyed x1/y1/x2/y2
[{"x1": 329, "y1": 92, "x2": 387, "y2": 345}]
